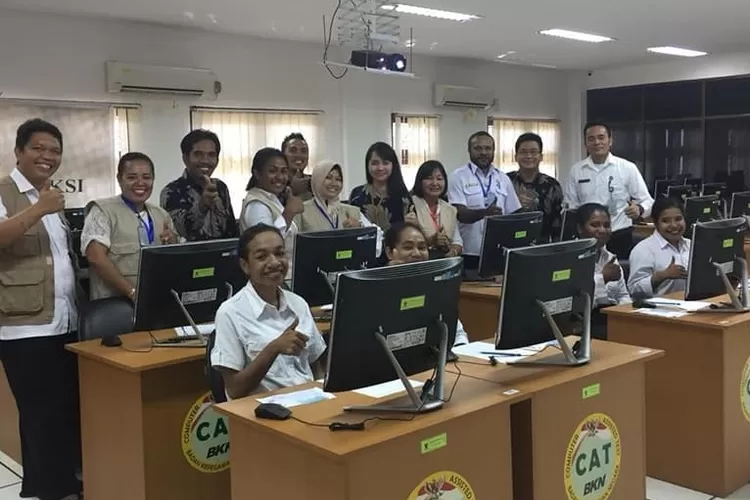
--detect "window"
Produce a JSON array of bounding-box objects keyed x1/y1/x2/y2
[
  {"x1": 487, "y1": 118, "x2": 560, "y2": 177},
  {"x1": 0, "y1": 101, "x2": 136, "y2": 207},
  {"x1": 191, "y1": 108, "x2": 322, "y2": 217},
  {"x1": 391, "y1": 114, "x2": 439, "y2": 191}
]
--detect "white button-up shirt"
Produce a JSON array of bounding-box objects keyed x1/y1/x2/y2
[
  {"x1": 448, "y1": 163, "x2": 522, "y2": 255},
  {"x1": 594, "y1": 247, "x2": 631, "y2": 307},
  {"x1": 564, "y1": 154, "x2": 654, "y2": 233},
  {"x1": 0, "y1": 168, "x2": 77, "y2": 340},
  {"x1": 628, "y1": 232, "x2": 691, "y2": 298},
  {"x1": 211, "y1": 282, "x2": 326, "y2": 394}
]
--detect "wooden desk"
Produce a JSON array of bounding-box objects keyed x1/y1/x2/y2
[
  {"x1": 633, "y1": 223, "x2": 655, "y2": 240},
  {"x1": 216, "y1": 373, "x2": 522, "y2": 499},
  {"x1": 0, "y1": 364, "x2": 20, "y2": 464},
  {"x1": 458, "y1": 282, "x2": 501, "y2": 342},
  {"x1": 605, "y1": 298, "x2": 750, "y2": 496}
]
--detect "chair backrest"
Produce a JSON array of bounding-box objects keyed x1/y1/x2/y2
[
  {"x1": 205, "y1": 331, "x2": 227, "y2": 403},
  {"x1": 78, "y1": 297, "x2": 134, "y2": 341}
]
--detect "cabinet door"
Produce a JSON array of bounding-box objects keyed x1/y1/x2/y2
[
  {"x1": 705, "y1": 117, "x2": 750, "y2": 192},
  {"x1": 645, "y1": 121, "x2": 703, "y2": 188}
]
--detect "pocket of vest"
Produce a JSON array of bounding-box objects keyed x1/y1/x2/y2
[
  {"x1": 109, "y1": 243, "x2": 140, "y2": 278},
  {"x1": 0, "y1": 269, "x2": 45, "y2": 315}
]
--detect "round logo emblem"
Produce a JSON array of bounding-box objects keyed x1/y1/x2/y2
[
  {"x1": 741, "y1": 356, "x2": 750, "y2": 422},
  {"x1": 407, "y1": 471, "x2": 476, "y2": 500},
  {"x1": 564, "y1": 413, "x2": 621, "y2": 500},
  {"x1": 181, "y1": 392, "x2": 230, "y2": 473}
]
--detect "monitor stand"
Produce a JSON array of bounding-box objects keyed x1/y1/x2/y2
[
  {"x1": 508, "y1": 292, "x2": 593, "y2": 367},
  {"x1": 695, "y1": 257, "x2": 750, "y2": 313},
  {"x1": 343, "y1": 318, "x2": 449, "y2": 415}
]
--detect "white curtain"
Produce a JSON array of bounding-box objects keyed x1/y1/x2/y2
[
  {"x1": 0, "y1": 102, "x2": 135, "y2": 207},
  {"x1": 488, "y1": 118, "x2": 560, "y2": 177},
  {"x1": 191, "y1": 108, "x2": 322, "y2": 217},
  {"x1": 392, "y1": 114, "x2": 440, "y2": 191}
]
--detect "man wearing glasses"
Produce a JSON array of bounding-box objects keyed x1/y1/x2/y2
[{"x1": 508, "y1": 132, "x2": 564, "y2": 242}]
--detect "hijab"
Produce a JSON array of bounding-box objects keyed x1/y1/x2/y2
[{"x1": 311, "y1": 159, "x2": 343, "y2": 222}]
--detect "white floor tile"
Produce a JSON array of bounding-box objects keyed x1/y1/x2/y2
[
  {"x1": 719, "y1": 482, "x2": 750, "y2": 499},
  {"x1": 0, "y1": 466, "x2": 19, "y2": 490},
  {"x1": 0, "y1": 482, "x2": 22, "y2": 500},
  {"x1": 0, "y1": 452, "x2": 21, "y2": 478},
  {"x1": 646, "y1": 477, "x2": 712, "y2": 500}
]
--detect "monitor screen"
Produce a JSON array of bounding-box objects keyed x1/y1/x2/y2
[
  {"x1": 702, "y1": 182, "x2": 727, "y2": 199},
  {"x1": 667, "y1": 185, "x2": 698, "y2": 204},
  {"x1": 654, "y1": 179, "x2": 677, "y2": 198},
  {"x1": 560, "y1": 208, "x2": 579, "y2": 242},
  {"x1": 730, "y1": 191, "x2": 750, "y2": 218},
  {"x1": 478, "y1": 211, "x2": 543, "y2": 277},
  {"x1": 684, "y1": 195, "x2": 722, "y2": 232}
]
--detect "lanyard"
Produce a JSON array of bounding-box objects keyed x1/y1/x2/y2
[
  {"x1": 472, "y1": 164, "x2": 494, "y2": 199},
  {"x1": 314, "y1": 200, "x2": 338, "y2": 229},
  {"x1": 428, "y1": 204, "x2": 441, "y2": 232},
  {"x1": 121, "y1": 196, "x2": 154, "y2": 244}
]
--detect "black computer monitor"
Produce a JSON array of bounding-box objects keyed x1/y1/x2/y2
[
  {"x1": 133, "y1": 239, "x2": 246, "y2": 332},
  {"x1": 703, "y1": 182, "x2": 727, "y2": 199},
  {"x1": 477, "y1": 211, "x2": 543, "y2": 277},
  {"x1": 730, "y1": 191, "x2": 750, "y2": 218},
  {"x1": 291, "y1": 227, "x2": 378, "y2": 307},
  {"x1": 685, "y1": 218, "x2": 749, "y2": 310},
  {"x1": 560, "y1": 208, "x2": 578, "y2": 241},
  {"x1": 654, "y1": 179, "x2": 678, "y2": 198},
  {"x1": 667, "y1": 185, "x2": 697, "y2": 204},
  {"x1": 684, "y1": 177, "x2": 703, "y2": 192},
  {"x1": 496, "y1": 239, "x2": 597, "y2": 366},
  {"x1": 63, "y1": 208, "x2": 85, "y2": 231},
  {"x1": 684, "y1": 195, "x2": 722, "y2": 231},
  {"x1": 324, "y1": 257, "x2": 463, "y2": 414}
]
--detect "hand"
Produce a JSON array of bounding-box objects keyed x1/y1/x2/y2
[
  {"x1": 290, "y1": 176, "x2": 310, "y2": 196},
  {"x1": 36, "y1": 180, "x2": 65, "y2": 215},
  {"x1": 342, "y1": 214, "x2": 361, "y2": 228},
  {"x1": 660, "y1": 256, "x2": 688, "y2": 280},
  {"x1": 158, "y1": 220, "x2": 177, "y2": 244},
  {"x1": 404, "y1": 205, "x2": 418, "y2": 224},
  {"x1": 625, "y1": 201, "x2": 642, "y2": 220},
  {"x1": 283, "y1": 187, "x2": 304, "y2": 216},
  {"x1": 485, "y1": 204, "x2": 503, "y2": 216},
  {"x1": 272, "y1": 318, "x2": 309, "y2": 356},
  {"x1": 601, "y1": 256, "x2": 622, "y2": 283},
  {"x1": 435, "y1": 227, "x2": 450, "y2": 249},
  {"x1": 199, "y1": 176, "x2": 220, "y2": 211}
]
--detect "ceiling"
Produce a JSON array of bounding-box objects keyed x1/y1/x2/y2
[{"x1": 2, "y1": 0, "x2": 750, "y2": 70}]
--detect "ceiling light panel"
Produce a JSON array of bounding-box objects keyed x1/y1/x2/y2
[
  {"x1": 539, "y1": 29, "x2": 613, "y2": 43},
  {"x1": 380, "y1": 4, "x2": 480, "y2": 22},
  {"x1": 647, "y1": 46, "x2": 708, "y2": 57}
]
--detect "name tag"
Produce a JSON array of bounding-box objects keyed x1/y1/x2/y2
[
  {"x1": 464, "y1": 182, "x2": 479, "y2": 189},
  {"x1": 578, "y1": 179, "x2": 591, "y2": 184}
]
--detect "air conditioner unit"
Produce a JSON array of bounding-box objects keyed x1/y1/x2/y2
[
  {"x1": 434, "y1": 84, "x2": 495, "y2": 109},
  {"x1": 106, "y1": 61, "x2": 222, "y2": 99}
]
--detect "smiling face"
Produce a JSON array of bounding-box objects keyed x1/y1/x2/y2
[
  {"x1": 578, "y1": 209, "x2": 611, "y2": 249},
  {"x1": 320, "y1": 167, "x2": 343, "y2": 201},
  {"x1": 387, "y1": 226, "x2": 429, "y2": 264},
  {"x1": 421, "y1": 168, "x2": 446, "y2": 200},
  {"x1": 256, "y1": 156, "x2": 290, "y2": 195},
  {"x1": 240, "y1": 230, "x2": 288, "y2": 289},
  {"x1": 516, "y1": 140, "x2": 543, "y2": 171},
  {"x1": 656, "y1": 207, "x2": 686, "y2": 246},
  {"x1": 14, "y1": 132, "x2": 62, "y2": 188},
  {"x1": 118, "y1": 159, "x2": 154, "y2": 205},
  {"x1": 368, "y1": 152, "x2": 393, "y2": 184},
  {"x1": 585, "y1": 125, "x2": 612, "y2": 162},
  {"x1": 184, "y1": 139, "x2": 219, "y2": 181},
  {"x1": 284, "y1": 138, "x2": 309, "y2": 177},
  {"x1": 469, "y1": 135, "x2": 495, "y2": 170}
]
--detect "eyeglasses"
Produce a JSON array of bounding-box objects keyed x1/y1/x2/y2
[{"x1": 517, "y1": 149, "x2": 540, "y2": 157}]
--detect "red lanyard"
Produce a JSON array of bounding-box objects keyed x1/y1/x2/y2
[{"x1": 428, "y1": 205, "x2": 440, "y2": 232}]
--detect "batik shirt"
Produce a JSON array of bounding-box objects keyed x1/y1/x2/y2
[{"x1": 507, "y1": 170, "x2": 564, "y2": 242}]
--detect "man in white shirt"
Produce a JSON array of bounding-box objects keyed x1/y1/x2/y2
[
  {"x1": 564, "y1": 122, "x2": 654, "y2": 259},
  {"x1": 211, "y1": 224, "x2": 326, "y2": 398},
  {"x1": 448, "y1": 132, "x2": 522, "y2": 257},
  {"x1": 0, "y1": 119, "x2": 82, "y2": 500}
]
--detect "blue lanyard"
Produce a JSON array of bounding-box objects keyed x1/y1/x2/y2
[
  {"x1": 315, "y1": 200, "x2": 338, "y2": 229},
  {"x1": 472, "y1": 164, "x2": 494, "y2": 199},
  {"x1": 121, "y1": 196, "x2": 154, "y2": 244}
]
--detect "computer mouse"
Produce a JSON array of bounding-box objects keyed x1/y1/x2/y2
[
  {"x1": 101, "y1": 335, "x2": 122, "y2": 347},
  {"x1": 254, "y1": 402, "x2": 291, "y2": 421}
]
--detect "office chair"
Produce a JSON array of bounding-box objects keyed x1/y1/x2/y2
[
  {"x1": 78, "y1": 297, "x2": 134, "y2": 342},
  {"x1": 205, "y1": 331, "x2": 227, "y2": 403}
]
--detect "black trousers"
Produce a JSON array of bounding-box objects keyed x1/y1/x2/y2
[
  {"x1": 0, "y1": 332, "x2": 82, "y2": 500},
  {"x1": 607, "y1": 227, "x2": 635, "y2": 261}
]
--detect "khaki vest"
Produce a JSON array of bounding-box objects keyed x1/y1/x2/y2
[
  {"x1": 413, "y1": 197, "x2": 458, "y2": 240},
  {"x1": 296, "y1": 200, "x2": 362, "y2": 232},
  {"x1": 85, "y1": 196, "x2": 171, "y2": 300},
  {"x1": 240, "y1": 188, "x2": 285, "y2": 232},
  {"x1": 0, "y1": 176, "x2": 56, "y2": 326}
]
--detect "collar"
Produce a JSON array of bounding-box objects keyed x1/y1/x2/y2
[
  {"x1": 243, "y1": 282, "x2": 290, "y2": 319},
  {"x1": 10, "y1": 168, "x2": 37, "y2": 195},
  {"x1": 181, "y1": 169, "x2": 206, "y2": 189},
  {"x1": 583, "y1": 154, "x2": 614, "y2": 170},
  {"x1": 513, "y1": 169, "x2": 541, "y2": 184},
  {"x1": 468, "y1": 162, "x2": 497, "y2": 178},
  {"x1": 653, "y1": 231, "x2": 687, "y2": 251}
]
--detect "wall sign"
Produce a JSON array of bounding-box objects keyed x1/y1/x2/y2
[
  {"x1": 181, "y1": 392, "x2": 230, "y2": 473},
  {"x1": 564, "y1": 413, "x2": 621, "y2": 500}
]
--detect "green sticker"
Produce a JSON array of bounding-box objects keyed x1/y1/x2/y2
[
  {"x1": 552, "y1": 269, "x2": 571, "y2": 282},
  {"x1": 723, "y1": 238, "x2": 734, "y2": 249},
  {"x1": 420, "y1": 433, "x2": 447, "y2": 454},
  {"x1": 514, "y1": 230, "x2": 528, "y2": 239},
  {"x1": 192, "y1": 267, "x2": 215, "y2": 279},
  {"x1": 703, "y1": 207, "x2": 712, "y2": 214},
  {"x1": 400, "y1": 295, "x2": 425, "y2": 311},
  {"x1": 582, "y1": 383, "x2": 600, "y2": 400},
  {"x1": 335, "y1": 249, "x2": 353, "y2": 260}
]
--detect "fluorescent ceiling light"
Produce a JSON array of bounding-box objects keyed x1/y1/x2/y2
[
  {"x1": 496, "y1": 51, "x2": 516, "y2": 59},
  {"x1": 539, "y1": 28, "x2": 613, "y2": 43},
  {"x1": 380, "y1": 4, "x2": 480, "y2": 22},
  {"x1": 647, "y1": 46, "x2": 708, "y2": 57}
]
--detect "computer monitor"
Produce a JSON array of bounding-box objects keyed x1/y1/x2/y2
[
  {"x1": 685, "y1": 217, "x2": 749, "y2": 311},
  {"x1": 63, "y1": 208, "x2": 85, "y2": 231},
  {"x1": 496, "y1": 239, "x2": 597, "y2": 366},
  {"x1": 291, "y1": 227, "x2": 378, "y2": 307},
  {"x1": 560, "y1": 208, "x2": 579, "y2": 241},
  {"x1": 703, "y1": 182, "x2": 727, "y2": 199},
  {"x1": 654, "y1": 179, "x2": 678, "y2": 198},
  {"x1": 667, "y1": 185, "x2": 697, "y2": 204},
  {"x1": 324, "y1": 257, "x2": 463, "y2": 414},
  {"x1": 477, "y1": 211, "x2": 543, "y2": 277},
  {"x1": 684, "y1": 195, "x2": 722, "y2": 231},
  {"x1": 133, "y1": 239, "x2": 246, "y2": 335},
  {"x1": 684, "y1": 177, "x2": 703, "y2": 192},
  {"x1": 730, "y1": 191, "x2": 750, "y2": 218}
]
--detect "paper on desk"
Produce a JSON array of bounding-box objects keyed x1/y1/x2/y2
[
  {"x1": 452, "y1": 340, "x2": 556, "y2": 363},
  {"x1": 635, "y1": 308, "x2": 688, "y2": 319},
  {"x1": 353, "y1": 379, "x2": 424, "y2": 398},
  {"x1": 319, "y1": 304, "x2": 333, "y2": 312},
  {"x1": 256, "y1": 387, "x2": 335, "y2": 408},
  {"x1": 644, "y1": 298, "x2": 711, "y2": 312},
  {"x1": 174, "y1": 323, "x2": 215, "y2": 337}
]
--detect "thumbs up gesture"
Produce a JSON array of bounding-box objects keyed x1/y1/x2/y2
[
  {"x1": 37, "y1": 180, "x2": 65, "y2": 215},
  {"x1": 342, "y1": 213, "x2": 362, "y2": 228},
  {"x1": 158, "y1": 219, "x2": 178, "y2": 244},
  {"x1": 601, "y1": 255, "x2": 622, "y2": 283},
  {"x1": 199, "y1": 176, "x2": 219, "y2": 212},
  {"x1": 272, "y1": 317, "x2": 308, "y2": 356},
  {"x1": 404, "y1": 205, "x2": 418, "y2": 224},
  {"x1": 661, "y1": 256, "x2": 688, "y2": 280},
  {"x1": 435, "y1": 226, "x2": 450, "y2": 249},
  {"x1": 625, "y1": 200, "x2": 642, "y2": 220}
]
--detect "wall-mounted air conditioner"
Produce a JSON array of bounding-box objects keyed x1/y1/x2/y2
[
  {"x1": 105, "y1": 61, "x2": 222, "y2": 99},
  {"x1": 434, "y1": 84, "x2": 495, "y2": 109}
]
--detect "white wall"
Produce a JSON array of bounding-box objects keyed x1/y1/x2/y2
[{"x1": 0, "y1": 8, "x2": 580, "y2": 200}]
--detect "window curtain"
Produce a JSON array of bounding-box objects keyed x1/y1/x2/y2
[
  {"x1": 392, "y1": 114, "x2": 440, "y2": 191},
  {"x1": 488, "y1": 118, "x2": 560, "y2": 177}
]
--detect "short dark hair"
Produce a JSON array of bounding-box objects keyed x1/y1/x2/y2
[
  {"x1": 238, "y1": 224, "x2": 283, "y2": 261},
  {"x1": 246, "y1": 147, "x2": 288, "y2": 190},
  {"x1": 281, "y1": 133, "x2": 306, "y2": 152},
  {"x1": 365, "y1": 142, "x2": 411, "y2": 202},
  {"x1": 117, "y1": 152, "x2": 155, "y2": 177},
  {"x1": 515, "y1": 133, "x2": 543, "y2": 154},
  {"x1": 15, "y1": 119, "x2": 63, "y2": 152},
  {"x1": 575, "y1": 203, "x2": 609, "y2": 228},
  {"x1": 583, "y1": 122, "x2": 612, "y2": 138},
  {"x1": 467, "y1": 131, "x2": 494, "y2": 151},
  {"x1": 180, "y1": 129, "x2": 221, "y2": 157},
  {"x1": 411, "y1": 160, "x2": 448, "y2": 200},
  {"x1": 384, "y1": 221, "x2": 426, "y2": 252},
  {"x1": 651, "y1": 196, "x2": 684, "y2": 222}
]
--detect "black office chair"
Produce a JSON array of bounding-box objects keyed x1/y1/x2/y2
[
  {"x1": 78, "y1": 297, "x2": 134, "y2": 342},
  {"x1": 205, "y1": 331, "x2": 227, "y2": 403}
]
